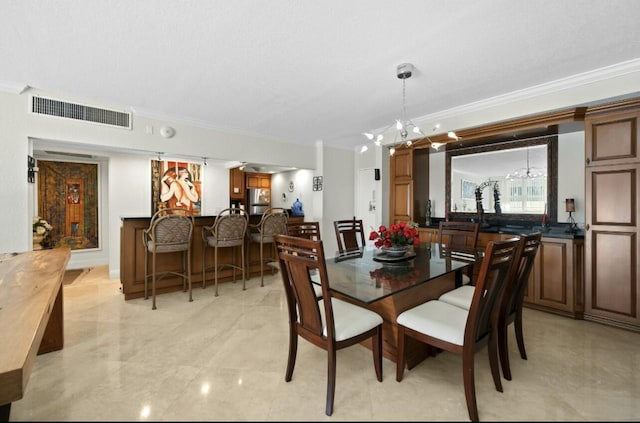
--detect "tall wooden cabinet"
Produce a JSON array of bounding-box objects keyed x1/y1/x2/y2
[
  {"x1": 389, "y1": 147, "x2": 429, "y2": 224},
  {"x1": 584, "y1": 105, "x2": 640, "y2": 331},
  {"x1": 229, "y1": 167, "x2": 245, "y2": 200}
]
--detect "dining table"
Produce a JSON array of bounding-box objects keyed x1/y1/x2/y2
[{"x1": 319, "y1": 242, "x2": 478, "y2": 368}]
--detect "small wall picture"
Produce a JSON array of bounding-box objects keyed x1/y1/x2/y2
[
  {"x1": 313, "y1": 176, "x2": 323, "y2": 191},
  {"x1": 461, "y1": 179, "x2": 477, "y2": 200}
]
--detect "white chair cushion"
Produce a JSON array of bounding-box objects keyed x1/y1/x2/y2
[
  {"x1": 462, "y1": 274, "x2": 471, "y2": 285},
  {"x1": 438, "y1": 285, "x2": 475, "y2": 310},
  {"x1": 397, "y1": 300, "x2": 468, "y2": 346},
  {"x1": 318, "y1": 298, "x2": 383, "y2": 341}
]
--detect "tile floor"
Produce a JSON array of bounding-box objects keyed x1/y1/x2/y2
[{"x1": 10, "y1": 265, "x2": 640, "y2": 421}]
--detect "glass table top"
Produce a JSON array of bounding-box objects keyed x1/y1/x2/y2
[{"x1": 316, "y1": 243, "x2": 477, "y2": 304}]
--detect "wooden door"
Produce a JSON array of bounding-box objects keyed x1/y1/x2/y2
[{"x1": 584, "y1": 109, "x2": 640, "y2": 330}]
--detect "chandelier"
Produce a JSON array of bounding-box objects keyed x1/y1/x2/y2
[
  {"x1": 362, "y1": 63, "x2": 459, "y2": 155},
  {"x1": 506, "y1": 147, "x2": 547, "y2": 180},
  {"x1": 362, "y1": 63, "x2": 425, "y2": 148}
]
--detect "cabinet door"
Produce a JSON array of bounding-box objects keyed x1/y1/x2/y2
[
  {"x1": 230, "y1": 168, "x2": 244, "y2": 199},
  {"x1": 585, "y1": 162, "x2": 640, "y2": 328},
  {"x1": 391, "y1": 149, "x2": 412, "y2": 180},
  {"x1": 246, "y1": 175, "x2": 259, "y2": 188},
  {"x1": 259, "y1": 175, "x2": 271, "y2": 188},
  {"x1": 585, "y1": 110, "x2": 640, "y2": 167},
  {"x1": 417, "y1": 228, "x2": 438, "y2": 244},
  {"x1": 534, "y1": 239, "x2": 575, "y2": 312},
  {"x1": 391, "y1": 180, "x2": 412, "y2": 223}
]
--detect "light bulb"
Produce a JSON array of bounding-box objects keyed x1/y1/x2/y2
[
  {"x1": 412, "y1": 126, "x2": 422, "y2": 134},
  {"x1": 447, "y1": 131, "x2": 459, "y2": 140},
  {"x1": 406, "y1": 140, "x2": 413, "y2": 147},
  {"x1": 363, "y1": 132, "x2": 374, "y2": 140},
  {"x1": 360, "y1": 145, "x2": 368, "y2": 153},
  {"x1": 396, "y1": 120, "x2": 403, "y2": 130},
  {"x1": 389, "y1": 147, "x2": 396, "y2": 156},
  {"x1": 376, "y1": 134, "x2": 384, "y2": 142}
]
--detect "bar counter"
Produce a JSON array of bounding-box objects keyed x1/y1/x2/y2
[{"x1": 119, "y1": 215, "x2": 303, "y2": 300}]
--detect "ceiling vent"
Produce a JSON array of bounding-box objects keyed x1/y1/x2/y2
[{"x1": 31, "y1": 95, "x2": 131, "y2": 129}]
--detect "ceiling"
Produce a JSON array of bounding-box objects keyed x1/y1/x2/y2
[{"x1": 2, "y1": 0, "x2": 640, "y2": 152}]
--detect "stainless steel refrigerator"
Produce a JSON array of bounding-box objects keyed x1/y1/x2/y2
[{"x1": 247, "y1": 188, "x2": 271, "y2": 215}]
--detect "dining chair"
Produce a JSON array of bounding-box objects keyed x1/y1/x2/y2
[
  {"x1": 333, "y1": 218, "x2": 366, "y2": 254},
  {"x1": 246, "y1": 207, "x2": 288, "y2": 287},
  {"x1": 273, "y1": 234, "x2": 383, "y2": 416},
  {"x1": 395, "y1": 237, "x2": 522, "y2": 422},
  {"x1": 438, "y1": 221, "x2": 480, "y2": 284},
  {"x1": 436, "y1": 232, "x2": 542, "y2": 380},
  {"x1": 201, "y1": 207, "x2": 249, "y2": 296},
  {"x1": 142, "y1": 207, "x2": 195, "y2": 310},
  {"x1": 286, "y1": 221, "x2": 321, "y2": 241}
]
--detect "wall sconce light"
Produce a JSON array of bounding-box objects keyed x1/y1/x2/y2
[
  {"x1": 28, "y1": 155, "x2": 38, "y2": 183},
  {"x1": 565, "y1": 198, "x2": 578, "y2": 233}
]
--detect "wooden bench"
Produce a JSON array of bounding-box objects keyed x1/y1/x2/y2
[{"x1": 0, "y1": 248, "x2": 70, "y2": 421}]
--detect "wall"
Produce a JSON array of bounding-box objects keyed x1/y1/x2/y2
[{"x1": 0, "y1": 88, "x2": 318, "y2": 277}]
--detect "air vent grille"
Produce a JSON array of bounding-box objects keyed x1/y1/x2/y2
[{"x1": 31, "y1": 96, "x2": 131, "y2": 129}]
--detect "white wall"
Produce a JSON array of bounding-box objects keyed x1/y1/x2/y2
[
  {"x1": 557, "y1": 130, "x2": 586, "y2": 226},
  {"x1": 271, "y1": 169, "x2": 314, "y2": 216},
  {"x1": 321, "y1": 145, "x2": 355, "y2": 257}
]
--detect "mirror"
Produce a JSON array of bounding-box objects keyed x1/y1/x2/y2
[{"x1": 445, "y1": 136, "x2": 557, "y2": 223}]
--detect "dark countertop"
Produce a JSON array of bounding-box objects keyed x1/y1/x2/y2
[{"x1": 419, "y1": 219, "x2": 584, "y2": 240}]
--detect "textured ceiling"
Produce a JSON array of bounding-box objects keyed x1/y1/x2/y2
[{"x1": 2, "y1": 0, "x2": 640, "y2": 151}]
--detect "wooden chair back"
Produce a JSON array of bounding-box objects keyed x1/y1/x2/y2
[
  {"x1": 286, "y1": 221, "x2": 321, "y2": 241},
  {"x1": 438, "y1": 221, "x2": 480, "y2": 252},
  {"x1": 334, "y1": 218, "x2": 366, "y2": 253},
  {"x1": 497, "y1": 232, "x2": 542, "y2": 380}
]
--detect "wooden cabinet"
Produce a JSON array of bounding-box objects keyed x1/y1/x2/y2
[
  {"x1": 389, "y1": 148, "x2": 429, "y2": 224},
  {"x1": 523, "y1": 237, "x2": 584, "y2": 318},
  {"x1": 584, "y1": 106, "x2": 640, "y2": 331},
  {"x1": 246, "y1": 173, "x2": 271, "y2": 189},
  {"x1": 229, "y1": 167, "x2": 245, "y2": 200}
]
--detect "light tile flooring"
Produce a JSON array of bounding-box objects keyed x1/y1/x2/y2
[{"x1": 10, "y1": 265, "x2": 640, "y2": 421}]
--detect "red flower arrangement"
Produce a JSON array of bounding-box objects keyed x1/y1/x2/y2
[{"x1": 369, "y1": 221, "x2": 420, "y2": 249}]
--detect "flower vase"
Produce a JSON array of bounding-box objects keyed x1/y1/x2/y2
[
  {"x1": 33, "y1": 233, "x2": 44, "y2": 250},
  {"x1": 383, "y1": 244, "x2": 409, "y2": 258}
]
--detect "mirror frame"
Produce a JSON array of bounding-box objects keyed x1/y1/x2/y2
[{"x1": 445, "y1": 136, "x2": 558, "y2": 223}]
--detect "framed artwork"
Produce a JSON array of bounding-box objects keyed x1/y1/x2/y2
[
  {"x1": 461, "y1": 179, "x2": 477, "y2": 200},
  {"x1": 151, "y1": 160, "x2": 202, "y2": 215},
  {"x1": 313, "y1": 176, "x2": 323, "y2": 191},
  {"x1": 36, "y1": 160, "x2": 99, "y2": 250}
]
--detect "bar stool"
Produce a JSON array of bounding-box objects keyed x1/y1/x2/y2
[
  {"x1": 202, "y1": 207, "x2": 249, "y2": 296},
  {"x1": 142, "y1": 208, "x2": 194, "y2": 310},
  {"x1": 247, "y1": 208, "x2": 288, "y2": 287}
]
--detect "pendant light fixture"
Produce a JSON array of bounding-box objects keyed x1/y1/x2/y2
[
  {"x1": 363, "y1": 63, "x2": 424, "y2": 148},
  {"x1": 363, "y1": 63, "x2": 460, "y2": 155}
]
